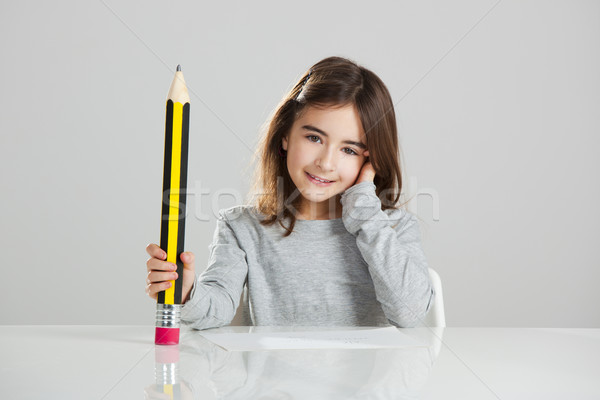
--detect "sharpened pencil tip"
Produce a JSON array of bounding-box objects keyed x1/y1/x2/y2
[{"x1": 176, "y1": 64, "x2": 181, "y2": 72}]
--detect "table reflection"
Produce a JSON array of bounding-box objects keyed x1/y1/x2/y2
[{"x1": 145, "y1": 327, "x2": 444, "y2": 400}]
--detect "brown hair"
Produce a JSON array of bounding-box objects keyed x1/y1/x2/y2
[{"x1": 245, "y1": 56, "x2": 404, "y2": 237}]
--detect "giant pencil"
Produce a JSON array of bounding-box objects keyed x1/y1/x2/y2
[{"x1": 155, "y1": 65, "x2": 190, "y2": 345}]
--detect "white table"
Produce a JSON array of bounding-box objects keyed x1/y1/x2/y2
[{"x1": 1, "y1": 326, "x2": 598, "y2": 399}]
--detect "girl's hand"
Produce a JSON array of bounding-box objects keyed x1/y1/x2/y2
[
  {"x1": 145, "y1": 243, "x2": 196, "y2": 304},
  {"x1": 354, "y1": 150, "x2": 376, "y2": 185}
]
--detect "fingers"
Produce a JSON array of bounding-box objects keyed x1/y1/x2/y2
[
  {"x1": 146, "y1": 280, "x2": 173, "y2": 300},
  {"x1": 145, "y1": 269, "x2": 177, "y2": 300},
  {"x1": 146, "y1": 256, "x2": 177, "y2": 273},
  {"x1": 145, "y1": 243, "x2": 194, "y2": 301},
  {"x1": 146, "y1": 244, "x2": 193, "y2": 271},
  {"x1": 145, "y1": 243, "x2": 176, "y2": 272},
  {"x1": 147, "y1": 270, "x2": 178, "y2": 285},
  {"x1": 145, "y1": 243, "x2": 173, "y2": 300},
  {"x1": 146, "y1": 243, "x2": 166, "y2": 260},
  {"x1": 180, "y1": 251, "x2": 195, "y2": 270}
]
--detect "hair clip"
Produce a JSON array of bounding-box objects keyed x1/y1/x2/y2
[{"x1": 295, "y1": 69, "x2": 313, "y2": 101}]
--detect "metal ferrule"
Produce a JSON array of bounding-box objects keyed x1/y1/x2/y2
[
  {"x1": 155, "y1": 362, "x2": 178, "y2": 385},
  {"x1": 155, "y1": 304, "x2": 182, "y2": 328}
]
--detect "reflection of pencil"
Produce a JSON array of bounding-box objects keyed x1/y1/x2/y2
[
  {"x1": 155, "y1": 65, "x2": 190, "y2": 346},
  {"x1": 154, "y1": 346, "x2": 180, "y2": 399}
]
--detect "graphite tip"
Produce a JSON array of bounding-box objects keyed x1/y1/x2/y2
[{"x1": 176, "y1": 64, "x2": 181, "y2": 71}]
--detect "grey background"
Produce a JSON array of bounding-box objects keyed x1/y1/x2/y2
[{"x1": 1, "y1": 0, "x2": 598, "y2": 327}]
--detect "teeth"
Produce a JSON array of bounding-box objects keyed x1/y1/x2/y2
[{"x1": 309, "y1": 173, "x2": 331, "y2": 183}]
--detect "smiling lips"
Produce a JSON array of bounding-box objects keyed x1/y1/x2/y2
[{"x1": 306, "y1": 172, "x2": 335, "y2": 184}]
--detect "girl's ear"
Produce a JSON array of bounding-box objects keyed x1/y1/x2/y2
[
  {"x1": 364, "y1": 150, "x2": 370, "y2": 158},
  {"x1": 282, "y1": 136, "x2": 288, "y2": 151}
]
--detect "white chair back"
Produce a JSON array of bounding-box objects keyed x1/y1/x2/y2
[{"x1": 421, "y1": 268, "x2": 446, "y2": 327}]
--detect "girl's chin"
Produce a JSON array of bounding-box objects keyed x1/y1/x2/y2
[{"x1": 298, "y1": 188, "x2": 344, "y2": 202}]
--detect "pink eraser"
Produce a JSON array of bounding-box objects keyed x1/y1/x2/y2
[
  {"x1": 155, "y1": 327, "x2": 180, "y2": 345},
  {"x1": 155, "y1": 344, "x2": 180, "y2": 363}
]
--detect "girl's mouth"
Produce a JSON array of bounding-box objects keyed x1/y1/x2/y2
[{"x1": 306, "y1": 172, "x2": 335, "y2": 186}]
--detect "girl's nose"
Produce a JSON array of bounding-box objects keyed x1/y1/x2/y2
[{"x1": 316, "y1": 147, "x2": 336, "y2": 171}]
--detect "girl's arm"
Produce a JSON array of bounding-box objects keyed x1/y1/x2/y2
[
  {"x1": 340, "y1": 181, "x2": 435, "y2": 328},
  {"x1": 180, "y1": 210, "x2": 248, "y2": 330}
]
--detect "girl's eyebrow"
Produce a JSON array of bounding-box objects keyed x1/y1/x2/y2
[{"x1": 301, "y1": 125, "x2": 367, "y2": 150}]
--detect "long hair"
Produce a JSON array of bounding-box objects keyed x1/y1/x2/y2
[{"x1": 245, "y1": 56, "x2": 403, "y2": 237}]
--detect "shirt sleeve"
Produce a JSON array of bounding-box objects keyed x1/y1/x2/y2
[
  {"x1": 340, "y1": 181, "x2": 435, "y2": 328},
  {"x1": 180, "y1": 210, "x2": 248, "y2": 330}
]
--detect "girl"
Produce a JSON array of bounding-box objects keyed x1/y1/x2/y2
[{"x1": 145, "y1": 56, "x2": 434, "y2": 329}]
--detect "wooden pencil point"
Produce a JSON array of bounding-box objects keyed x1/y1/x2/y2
[{"x1": 176, "y1": 64, "x2": 181, "y2": 72}]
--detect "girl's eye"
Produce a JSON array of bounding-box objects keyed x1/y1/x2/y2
[{"x1": 306, "y1": 135, "x2": 358, "y2": 156}]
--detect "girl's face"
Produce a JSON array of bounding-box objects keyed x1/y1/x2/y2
[{"x1": 282, "y1": 104, "x2": 369, "y2": 219}]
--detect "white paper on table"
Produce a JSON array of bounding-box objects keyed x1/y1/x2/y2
[{"x1": 198, "y1": 327, "x2": 426, "y2": 351}]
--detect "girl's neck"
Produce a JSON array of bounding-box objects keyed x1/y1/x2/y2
[{"x1": 296, "y1": 197, "x2": 342, "y2": 220}]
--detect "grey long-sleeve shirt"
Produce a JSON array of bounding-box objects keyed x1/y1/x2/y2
[{"x1": 181, "y1": 180, "x2": 434, "y2": 329}]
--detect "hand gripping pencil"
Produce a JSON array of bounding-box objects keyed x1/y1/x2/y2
[{"x1": 155, "y1": 65, "x2": 190, "y2": 345}]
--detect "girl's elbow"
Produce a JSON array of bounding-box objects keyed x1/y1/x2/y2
[{"x1": 389, "y1": 290, "x2": 434, "y2": 328}]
